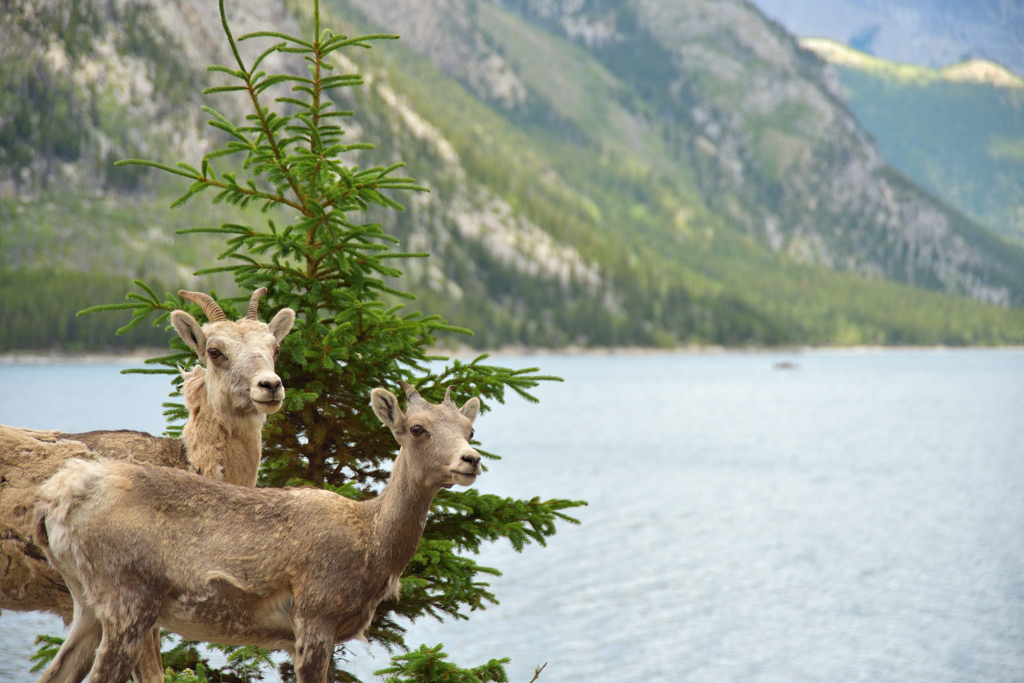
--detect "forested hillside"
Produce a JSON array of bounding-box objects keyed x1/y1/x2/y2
[{"x1": 2, "y1": 0, "x2": 1024, "y2": 351}]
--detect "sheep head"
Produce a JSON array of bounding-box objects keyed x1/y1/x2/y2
[
  {"x1": 171, "y1": 288, "x2": 296, "y2": 417},
  {"x1": 371, "y1": 383, "x2": 482, "y2": 489}
]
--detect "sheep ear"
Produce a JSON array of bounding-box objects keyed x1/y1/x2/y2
[
  {"x1": 460, "y1": 397, "x2": 480, "y2": 423},
  {"x1": 371, "y1": 388, "x2": 405, "y2": 432},
  {"x1": 171, "y1": 311, "x2": 207, "y2": 359},
  {"x1": 268, "y1": 308, "x2": 296, "y2": 343}
]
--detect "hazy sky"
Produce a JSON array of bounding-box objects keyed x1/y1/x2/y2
[{"x1": 748, "y1": 0, "x2": 1024, "y2": 74}]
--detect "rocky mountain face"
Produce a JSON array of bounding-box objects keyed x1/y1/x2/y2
[
  {"x1": 749, "y1": 0, "x2": 1024, "y2": 76},
  {"x1": 0, "y1": 0, "x2": 636, "y2": 346},
  {"x1": 2, "y1": 0, "x2": 1024, "y2": 349},
  {"x1": 802, "y1": 38, "x2": 1024, "y2": 245},
  {"x1": 0, "y1": 0, "x2": 308, "y2": 290},
  {"x1": 1, "y1": 0, "x2": 338, "y2": 192},
  {"x1": 370, "y1": 0, "x2": 1024, "y2": 305}
]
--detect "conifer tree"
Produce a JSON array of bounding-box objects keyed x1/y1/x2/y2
[{"x1": 74, "y1": 0, "x2": 585, "y2": 679}]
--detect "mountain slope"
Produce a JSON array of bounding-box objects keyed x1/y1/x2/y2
[
  {"x1": 2, "y1": 0, "x2": 1024, "y2": 349},
  {"x1": 802, "y1": 38, "x2": 1024, "y2": 245},
  {"x1": 482, "y1": 0, "x2": 1024, "y2": 304}
]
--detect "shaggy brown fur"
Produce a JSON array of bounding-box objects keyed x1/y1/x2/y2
[
  {"x1": 180, "y1": 365, "x2": 263, "y2": 487},
  {"x1": 0, "y1": 289, "x2": 294, "y2": 683},
  {"x1": 0, "y1": 427, "x2": 188, "y2": 618},
  {"x1": 33, "y1": 384, "x2": 482, "y2": 683}
]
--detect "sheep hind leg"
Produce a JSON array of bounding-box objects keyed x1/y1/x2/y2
[
  {"x1": 34, "y1": 601, "x2": 101, "y2": 683},
  {"x1": 131, "y1": 626, "x2": 164, "y2": 683}
]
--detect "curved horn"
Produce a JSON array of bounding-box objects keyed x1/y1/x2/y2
[
  {"x1": 179, "y1": 290, "x2": 227, "y2": 323},
  {"x1": 245, "y1": 287, "x2": 268, "y2": 320},
  {"x1": 398, "y1": 381, "x2": 423, "y2": 403},
  {"x1": 443, "y1": 386, "x2": 455, "y2": 407}
]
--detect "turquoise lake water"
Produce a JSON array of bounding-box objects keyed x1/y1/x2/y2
[{"x1": 1, "y1": 349, "x2": 1022, "y2": 682}]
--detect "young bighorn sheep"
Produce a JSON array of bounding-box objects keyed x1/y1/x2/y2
[
  {"x1": 0, "y1": 288, "x2": 294, "y2": 683},
  {"x1": 33, "y1": 383, "x2": 482, "y2": 683}
]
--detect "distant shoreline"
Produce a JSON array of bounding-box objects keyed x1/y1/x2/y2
[
  {"x1": 0, "y1": 349, "x2": 169, "y2": 366},
  {"x1": 436, "y1": 344, "x2": 1024, "y2": 358},
  {"x1": 2, "y1": 345, "x2": 1022, "y2": 365}
]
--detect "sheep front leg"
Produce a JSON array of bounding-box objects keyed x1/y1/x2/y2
[
  {"x1": 131, "y1": 627, "x2": 164, "y2": 683},
  {"x1": 292, "y1": 616, "x2": 337, "y2": 683},
  {"x1": 85, "y1": 590, "x2": 163, "y2": 683},
  {"x1": 87, "y1": 618, "x2": 159, "y2": 683}
]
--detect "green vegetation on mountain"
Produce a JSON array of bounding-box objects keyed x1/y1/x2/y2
[
  {"x1": 2, "y1": 0, "x2": 1024, "y2": 351},
  {"x1": 814, "y1": 50, "x2": 1024, "y2": 244},
  {"x1": 493, "y1": 0, "x2": 1024, "y2": 296},
  {"x1": 0, "y1": 0, "x2": 202, "y2": 190},
  {"x1": 800, "y1": 38, "x2": 1024, "y2": 240},
  {"x1": 311, "y1": 0, "x2": 1024, "y2": 346},
  {"x1": 0, "y1": 268, "x2": 171, "y2": 351},
  {"x1": 0, "y1": 186, "x2": 289, "y2": 351}
]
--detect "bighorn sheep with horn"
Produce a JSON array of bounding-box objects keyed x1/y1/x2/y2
[
  {"x1": 171, "y1": 288, "x2": 295, "y2": 486},
  {"x1": 33, "y1": 383, "x2": 482, "y2": 683},
  {"x1": 0, "y1": 288, "x2": 294, "y2": 683}
]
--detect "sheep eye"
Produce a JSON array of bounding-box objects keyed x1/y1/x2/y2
[
  {"x1": 207, "y1": 348, "x2": 222, "y2": 360},
  {"x1": 274, "y1": 346, "x2": 281, "y2": 358},
  {"x1": 410, "y1": 425, "x2": 426, "y2": 437},
  {"x1": 469, "y1": 429, "x2": 475, "y2": 440}
]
